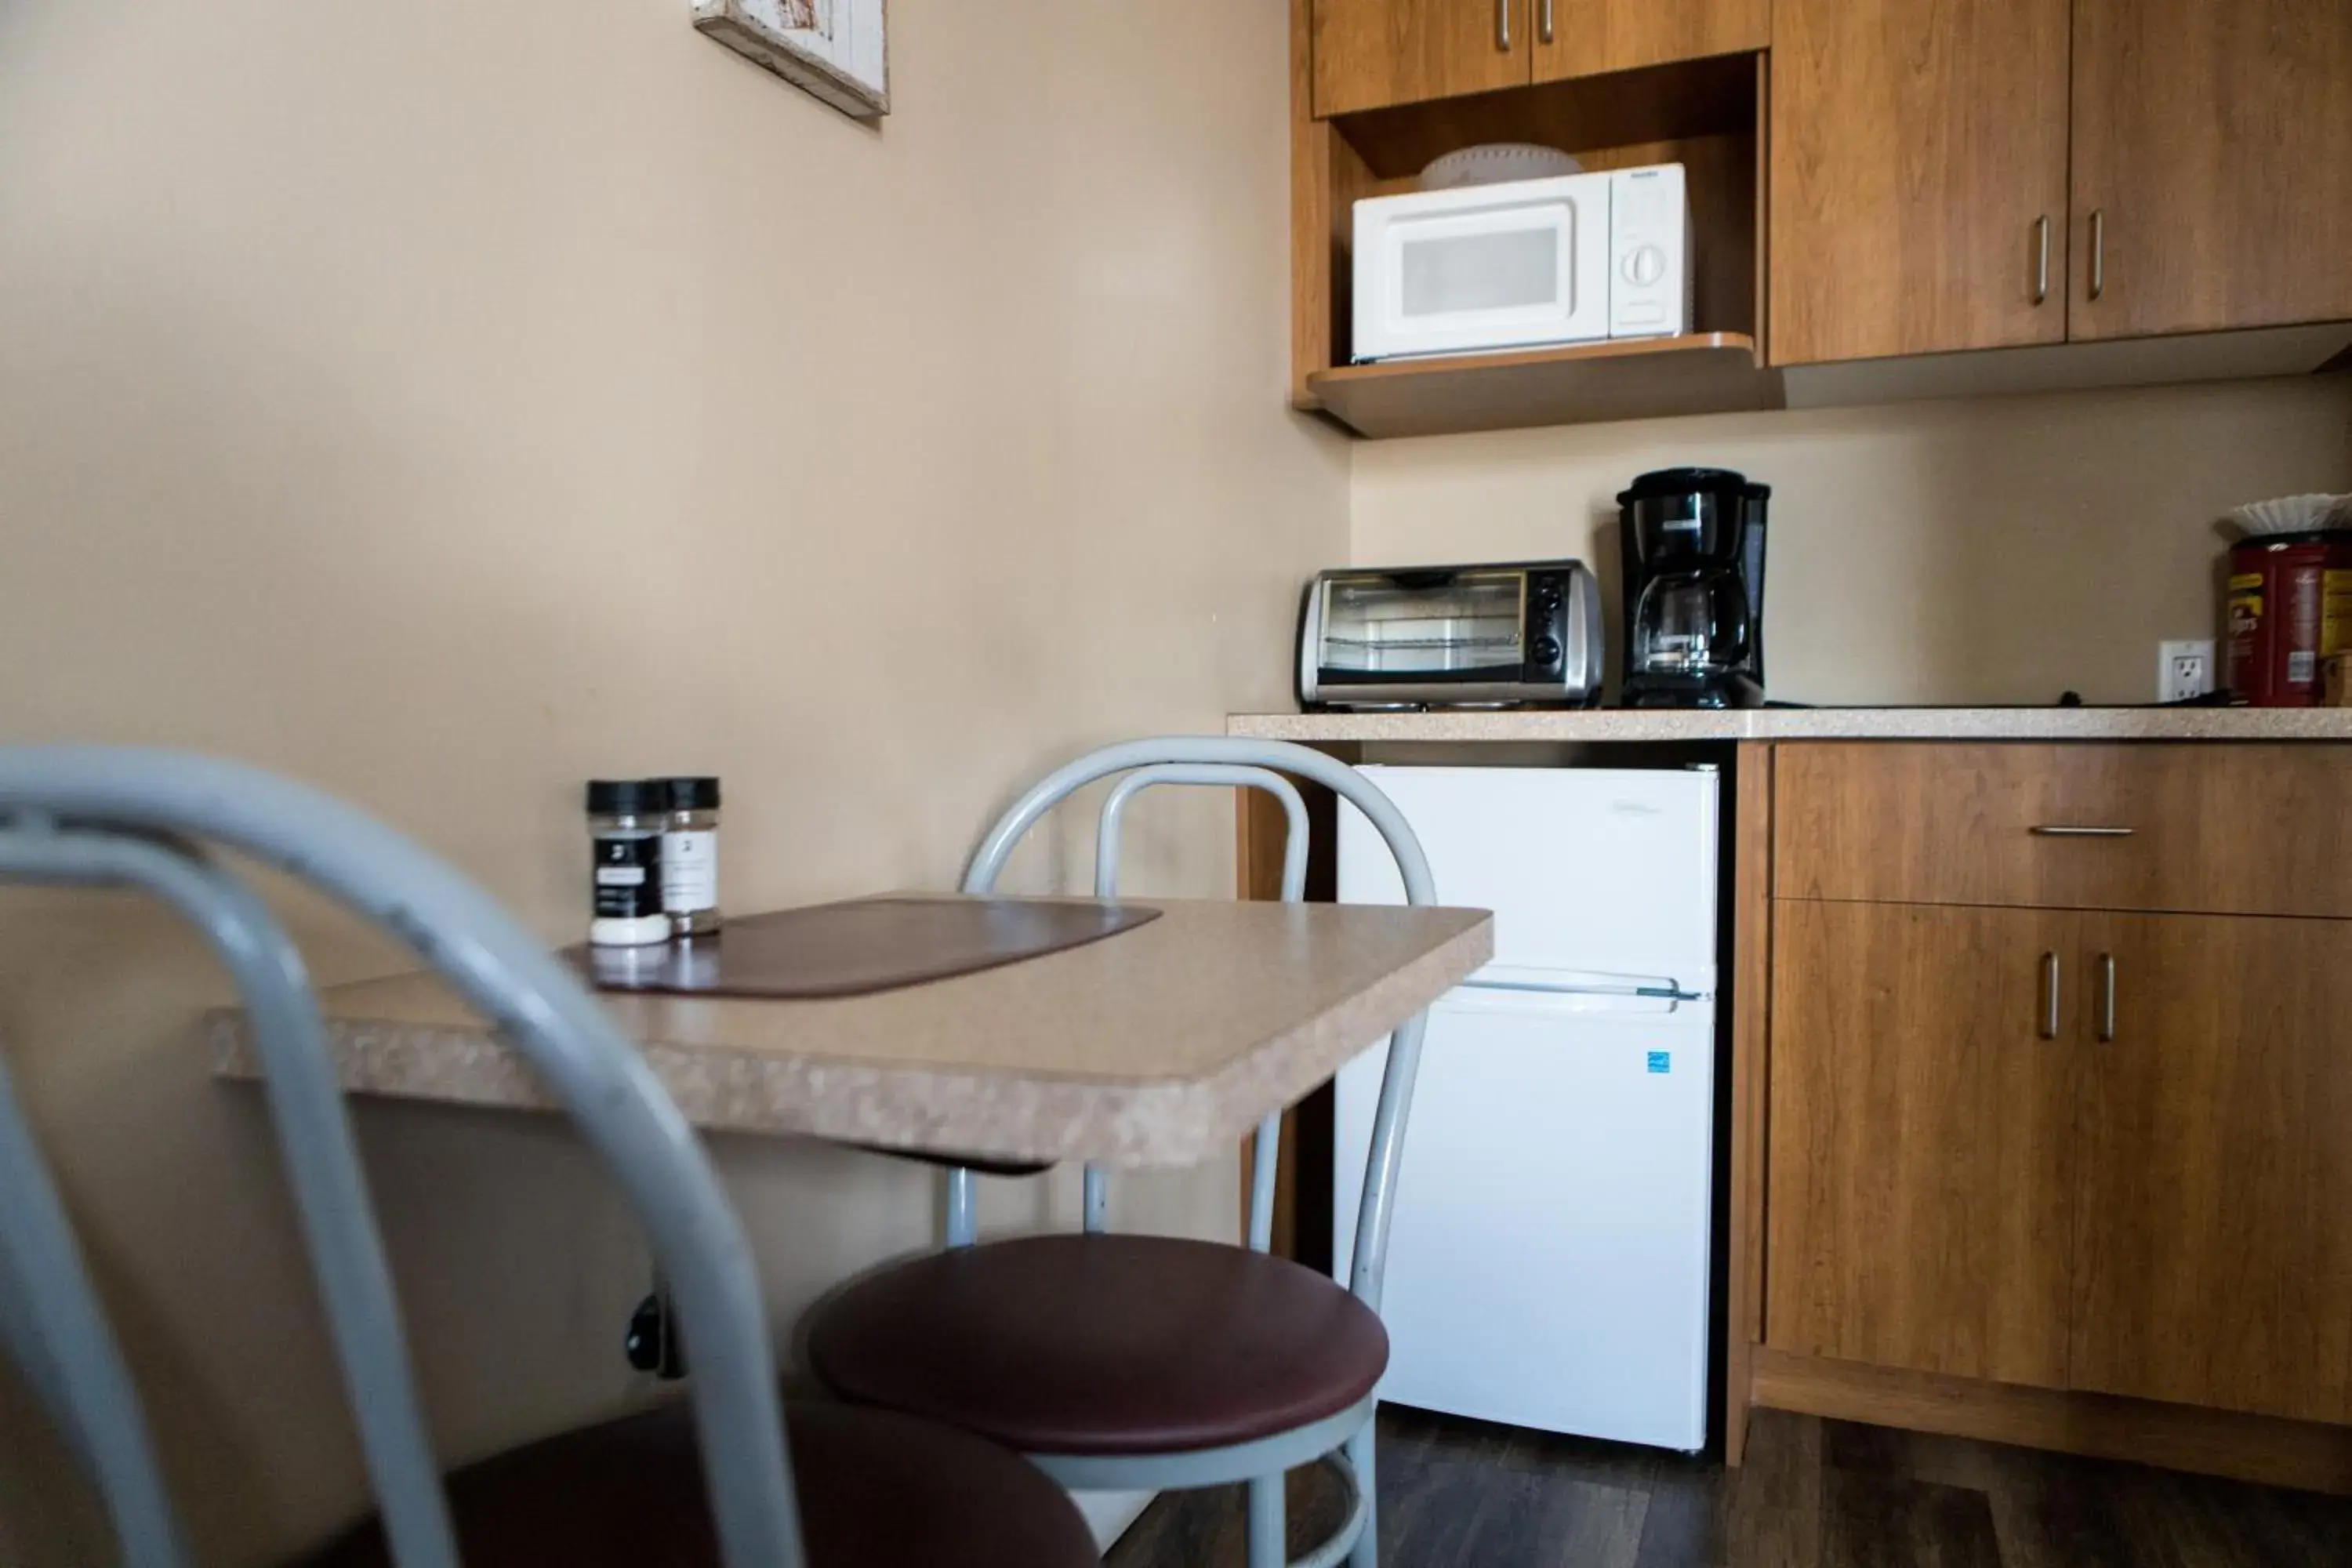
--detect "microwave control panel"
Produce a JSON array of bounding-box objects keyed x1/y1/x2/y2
[{"x1": 1608, "y1": 165, "x2": 1690, "y2": 340}]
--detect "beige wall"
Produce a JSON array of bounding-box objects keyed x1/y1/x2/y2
[
  {"x1": 0, "y1": 1, "x2": 1345, "y2": 1561},
  {"x1": 1353, "y1": 378, "x2": 2352, "y2": 705}
]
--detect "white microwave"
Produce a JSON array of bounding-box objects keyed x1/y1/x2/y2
[{"x1": 1352, "y1": 164, "x2": 1691, "y2": 362}]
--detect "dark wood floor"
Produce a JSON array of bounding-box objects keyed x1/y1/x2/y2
[{"x1": 1105, "y1": 1406, "x2": 2352, "y2": 1566}]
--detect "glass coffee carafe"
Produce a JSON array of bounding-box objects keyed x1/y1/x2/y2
[{"x1": 1629, "y1": 570, "x2": 1751, "y2": 681}]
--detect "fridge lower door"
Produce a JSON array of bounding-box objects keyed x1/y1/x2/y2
[{"x1": 1334, "y1": 985, "x2": 1715, "y2": 1451}]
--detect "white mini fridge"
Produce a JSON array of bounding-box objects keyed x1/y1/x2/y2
[{"x1": 1334, "y1": 764, "x2": 1719, "y2": 1452}]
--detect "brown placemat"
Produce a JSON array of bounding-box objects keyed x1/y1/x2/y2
[{"x1": 568, "y1": 896, "x2": 1162, "y2": 1000}]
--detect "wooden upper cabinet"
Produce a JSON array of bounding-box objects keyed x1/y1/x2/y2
[
  {"x1": 2068, "y1": 0, "x2": 2352, "y2": 340},
  {"x1": 1769, "y1": 0, "x2": 2072, "y2": 365},
  {"x1": 1766, "y1": 901, "x2": 2080, "y2": 1389},
  {"x1": 1312, "y1": 0, "x2": 1530, "y2": 118},
  {"x1": 1528, "y1": 0, "x2": 1768, "y2": 83},
  {"x1": 2068, "y1": 913, "x2": 2352, "y2": 1424}
]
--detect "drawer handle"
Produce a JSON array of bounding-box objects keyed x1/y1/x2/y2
[
  {"x1": 2098, "y1": 953, "x2": 2117, "y2": 1043},
  {"x1": 2040, "y1": 951, "x2": 2061, "y2": 1040},
  {"x1": 2030, "y1": 825, "x2": 2135, "y2": 837}
]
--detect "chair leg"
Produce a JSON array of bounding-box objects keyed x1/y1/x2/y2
[
  {"x1": 1346, "y1": 1420, "x2": 1377, "y2": 1568},
  {"x1": 1247, "y1": 1472, "x2": 1285, "y2": 1568}
]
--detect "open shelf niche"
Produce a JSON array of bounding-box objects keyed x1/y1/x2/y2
[{"x1": 1291, "y1": 47, "x2": 1784, "y2": 438}]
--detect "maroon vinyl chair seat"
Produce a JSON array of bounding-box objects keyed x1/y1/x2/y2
[
  {"x1": 299, "y1": 1400, "x2": 1098, "y2": 1568},
  {"x1": 805, "y1": 1232, "x2": 1389, "y2": 1456}
]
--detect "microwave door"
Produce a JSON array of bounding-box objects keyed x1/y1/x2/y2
[{"x1": 1363, "y1": 190, "x2": 1610, "y2": 361}]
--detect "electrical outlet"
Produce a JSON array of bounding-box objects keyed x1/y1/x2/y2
[{"x1": 2158, "y1": 639, "x2": 2215, "y2": 702}]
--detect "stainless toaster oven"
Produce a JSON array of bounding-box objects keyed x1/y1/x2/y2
[{"x1": 1296, "y1": 561, "x2": 1603, "y2": 709}]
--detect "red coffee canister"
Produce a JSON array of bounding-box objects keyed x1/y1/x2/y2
[{"x1": 2227, "y1": 531, "x2": 2352, "y2": 706}]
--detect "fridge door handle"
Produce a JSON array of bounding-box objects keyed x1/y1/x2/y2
[{"x1": 1456, "y1": 975, "x2": 1708, "y2": 1004}]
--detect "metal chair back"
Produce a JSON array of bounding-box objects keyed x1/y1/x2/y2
[
  {"x1": 956, "y1": 736, "x2": 1437, "y2": 1313},
  {"x1": 0, "y1": 746, "x2": 803, "y2": 1568}
]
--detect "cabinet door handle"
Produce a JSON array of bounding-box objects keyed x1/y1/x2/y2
[
  {"x1": 2098, "y1": 953, "x2": 2118, "y2": 1042},
  {"x1": 2032, "y1": 216, "x2": 2051, "y2": 305},
  {"x1": 1497, "y1": 0, "x2": 1512, "y2": 49},
  {"x1": 1540, "y1": 0, "x2": 1555, "y2": 43},
  {"x1": 2089, "y1": 209, "x2": 2106, "y2": 302},
  {"x1": 2030, "y1": 824, "x2": 2135, "y2": 837},
  {"x1": 2040, "y1": 951, "x2": 2061, "y2": 1040}
]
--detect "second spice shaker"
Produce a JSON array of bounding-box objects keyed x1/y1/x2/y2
[{"x1": 659, "y1": 776, "x2": 722, "y2": 936}]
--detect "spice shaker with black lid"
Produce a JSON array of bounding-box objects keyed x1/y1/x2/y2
[
  {"x1": 586, "y1": 779, "x2": 671, "y2": 947},
  {"x1": 657, "y1": 776, "x2": 722, "y2": 937}
]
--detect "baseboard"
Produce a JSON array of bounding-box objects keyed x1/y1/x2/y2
[{"x1": 1750, "y1": 1347, "x2": 2352, "y2": 1496}]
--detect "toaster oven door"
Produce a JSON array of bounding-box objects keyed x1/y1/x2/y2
[{"x1": 1315, "y1": 571, "x2": 1527, "y2": 699}]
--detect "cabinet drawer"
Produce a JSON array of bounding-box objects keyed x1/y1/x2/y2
[{"x1": 1775, "y1": 743, "x2": 2352, "y2": 918}]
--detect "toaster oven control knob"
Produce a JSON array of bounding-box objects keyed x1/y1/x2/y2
[
  {"x1": 1533, "y1": 635, "x2": 1563, "y2": 667},
  {"x1": 1622, "y1": 245, "x2": 1668, "y2": 287}
]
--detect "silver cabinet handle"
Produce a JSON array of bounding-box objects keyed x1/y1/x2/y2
[
  {"x1": 1497, "y1": 0, "x2": 1511, "y2": 49},
  {"x1": 2089, "y1": 209, "x2": 2106, "y2": 302},
  {"x1": 1541, "y1": 0, "x2": 1555, "y2": 43},
  {"x1": 2098, "y1": 953, "x2": 2117, "y2": 1042},
  {"x1": 2030, "y1": 825, "x2": 2135, "y2": 837},
  {"x1": 2033, "y1": 216, "x2": 2051, "y2": 305},
  {"x1": 2040, "y1": 951, "x2": 2061, "y2": 1040}
]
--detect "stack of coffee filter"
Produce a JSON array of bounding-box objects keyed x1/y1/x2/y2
[{"x1": 2223, "y1": 493, "x2": 2352, "y2": 536}]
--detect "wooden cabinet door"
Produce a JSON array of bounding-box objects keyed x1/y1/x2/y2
[
  {"x1": 1528, "y1": 0, "x2": 1766, "y2": 83},
  {"x1": 1766, "y1": 902, "x2": 2080, "y2": 1387},
  {"x1": 2068, "y1": 0, "x2": 2352, "y2": 340},
  {"x1": 2068, "y1": 914, "x2": 2352, "y2": 1421},
  {"x1": 1312, "y1": 0, "x2": 1530, "y2": 118},
  {"x1": 1769, "y1": 0, "x2": 2071, "y2": 365}
]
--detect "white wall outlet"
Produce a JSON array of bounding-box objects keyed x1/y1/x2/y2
[{"x1": 2159, "y1": 639, "x2": 2216, "y2": 702}]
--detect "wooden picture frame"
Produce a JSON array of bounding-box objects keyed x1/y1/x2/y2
[{"x1": 693, "y1": 0, "x2": 890, "y2": 121}]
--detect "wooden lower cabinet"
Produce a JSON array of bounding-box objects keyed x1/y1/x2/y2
[
  {"x1": 1767, "y1": 895, "x2": 2352, "y2": 1432},
  {"x1": 2069, "y1": 913, "x2": 2352, "y2": 1424},
  {"x1": 1766, "y1": 900, "x2": 2081, "y2": 1388}
]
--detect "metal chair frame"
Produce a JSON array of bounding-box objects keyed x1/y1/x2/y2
[
  {"x1": 0, "y1": 747, "x2": 805, "y2": 1568},
  {"x1": 940, "y1": 736, "x2": 1439, "y2": 1568}
]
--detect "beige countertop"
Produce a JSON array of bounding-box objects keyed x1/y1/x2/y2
[
  {"x1": 1229, "y1": 707, "x2": 2352, "y2": 743},
  {"x1": 212, "y1": 895, "x2": 1493, "y2": 1170}
]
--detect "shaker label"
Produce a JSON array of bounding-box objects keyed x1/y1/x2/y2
[
  {"x1": 662, "y1": 829, "x2": 718, "y2": 912},
  {"x1": 593, "y1": 833, "x2": 662, "y2": 920}
]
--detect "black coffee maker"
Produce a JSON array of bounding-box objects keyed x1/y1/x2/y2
[{"x1": 1616, "y1": 466, "x2": 1770, "y2": 709}]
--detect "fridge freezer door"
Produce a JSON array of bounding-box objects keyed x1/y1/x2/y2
[
  {"x1": 1337, "y1": 765, "x2": 1719, "y2": 977},
  {"x1": 1334, "y1": 989, "x2": 1715, "y2": 1451}
]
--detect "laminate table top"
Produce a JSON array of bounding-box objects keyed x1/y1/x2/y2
[{"x1": 212, "y1": 894, "x2": 1493, "y2": 1169}]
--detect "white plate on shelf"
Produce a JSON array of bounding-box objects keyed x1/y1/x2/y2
[{"x1": 1419, "y1": 143, "x2": 1584, "y2": 191}]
